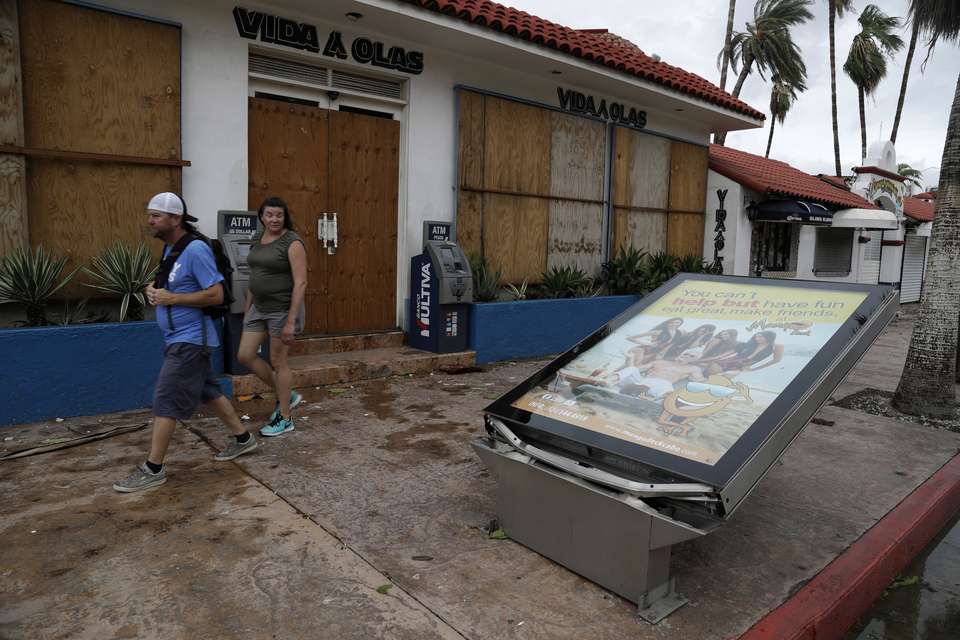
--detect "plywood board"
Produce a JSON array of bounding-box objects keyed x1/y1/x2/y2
[
  {"x1": 328, "y1": 110, "x2": 400, "y2": 333},
  {"x1": 0, "y1": 154, "x2": 27, "y2": 256},
  {"x1": 613, "y1": 207, "x2": 667, "y2": 255},
  {"x1": 611, "y1": 127, "x2": 671, "y2": 210},
  {"x1": 669, "y1": 141, "x2": 709, "y2": 212},
  {"x1": 27, "y1": 160, "x2": 177, "y2": 297},
  {"x1": 456, "y1": 190, "x2": 482, "y2": 259},
  {"x1": 0, "y1": 0, "x2": 26, "y2": 255},
  {"x1": 667, "y1": 212, "x2": 705, "y2": 257},
  {"x1": 457, "y1": 90, "x2": 485, "y2": 190},
  {"x1": 20, "y1": 0, "x2": 181, "y2": 159},
  {"x1": 547, "y1": 201, "x2": 604, "y2": 276},
  {"x1": 549, "y1": 111, "x2": 605, "y2": 201},
  {"x1": 483, "y1": 193, "x2": 548, "y2": 284},
  {"x1": 248, "y1": 96, "x2": 329, "y2": 333},
  {"x1": 483, "y1": 96, "x2": 551, "y2": 195}
]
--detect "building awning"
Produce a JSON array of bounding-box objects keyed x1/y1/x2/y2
[
  {"x1": 749, "y1": 200, "x2": 833, "y2": 225},
  {"x1": 831, "y1": 208, "x2": 899, "y2": 230}
]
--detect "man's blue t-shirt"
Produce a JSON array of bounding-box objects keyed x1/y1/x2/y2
[{"x1": 157, "y1": 240, "x2": 223, "y2": 347}]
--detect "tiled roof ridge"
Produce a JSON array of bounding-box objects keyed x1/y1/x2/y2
[
  {"x1": 709, "y1": 144, "x2": 878, "y2": 210},
  {"x1": 400, "y1": 0, "x2": 765, "y2": 120}
]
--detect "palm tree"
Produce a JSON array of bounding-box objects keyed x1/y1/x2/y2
[
  {"x1": 890, "y1": 18, "x2": 920, "y2": 143},
  {"x1": 893, "y1": 0, "x2": 960, "y2": 415},
  {"x1": 765, "y1": 75, "x2": 806, "y2": 157},
  {"x1": 827, "y1": 0, "x2": 855, "y2": 177},
  {"x1": 719, "y1": 0, "x2": 738, "y2": 92},
  {"x1": 843, "y1": 5, "x2": 904, "y2": 161},
  {"x1": 715, "y1": 0, "x2": 814, "y2": 145},
  {"x1": 897, "y1": 162, "x2": 924, "y2": 193}
]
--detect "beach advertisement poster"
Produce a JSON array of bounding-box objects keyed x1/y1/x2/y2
[{"x1": 511, "y1": 280, "x2": 867, "y2": 465}]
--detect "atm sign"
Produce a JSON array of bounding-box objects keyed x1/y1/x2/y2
[{"x1": 224, "y1": 213, "x2": 257, "y2": 235}]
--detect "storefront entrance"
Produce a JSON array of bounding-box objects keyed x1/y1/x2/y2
[{"x1": 248, "y1": 96, "x2": 400, "y2": 334}]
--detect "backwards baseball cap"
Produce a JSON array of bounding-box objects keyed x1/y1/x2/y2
[{"x1": 146, "y1": 192, "x2": 198, "y2": 222}]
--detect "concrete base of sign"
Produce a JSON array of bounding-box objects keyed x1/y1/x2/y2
[{"x1": 472, "y1": 439, "x2": 713, "y2": 623}]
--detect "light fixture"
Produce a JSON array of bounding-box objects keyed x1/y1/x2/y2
[{"x1": 345, "y1": 11, "x2": 362, "y2": 21}]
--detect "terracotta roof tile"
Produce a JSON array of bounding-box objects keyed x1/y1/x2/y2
[
  {"x1": 401, "y1": 1, "x2": 764, "y2": 120},
  {"x1": 709, "y1": 145, "x2": 878, "y2": 210},
  {"x1": 903, "y1": 196, "x2": 935, "y2": 222}
]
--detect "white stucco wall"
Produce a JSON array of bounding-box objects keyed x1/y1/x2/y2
[
  {"x1": 84, "y1": 0, "x2": 730, "y2": 323},
  {"x1": 703, "y1": 172, "x2": 745, "y2": 275}
]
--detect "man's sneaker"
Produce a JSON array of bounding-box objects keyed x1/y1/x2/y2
[
  {"x1": 113, "y1": 463, "x2": 167, "y2": 493},
  {"x1": 267, "y1": 390, "x2": 303, "y2": 424},
  {"x1": 260, "y1": 416, "x2": 295, "y2": 437},
  {"x1": 214, "y1": 435, "x2": 258, "y2": 461}
]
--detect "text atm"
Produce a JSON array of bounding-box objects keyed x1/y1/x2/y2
[
  {"x1": 218, "y1": 210, "x2": 263, "y2": 374},
  {"x1": 408, "y1": 221, "x2": 473, "y2": 353}
]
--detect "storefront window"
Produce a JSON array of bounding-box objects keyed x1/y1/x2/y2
[
  {"x1": 750, "y1": 222, "x2": 798, "y2": 275},
  {"x1": 814, "y1": 228, "x2": 854, "y2": 275}
]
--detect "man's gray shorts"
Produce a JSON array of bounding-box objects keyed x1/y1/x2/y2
[
  {"x1": 243, "y1": 303, "x2": 304, "y2": 338},
  {"x1": 153, "y1": 343, "x2": 223, "y2": 420}
]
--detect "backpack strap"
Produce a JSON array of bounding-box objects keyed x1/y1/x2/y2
[{"x1": 155, "y1": 233, "x2": 198, "y2": 332}]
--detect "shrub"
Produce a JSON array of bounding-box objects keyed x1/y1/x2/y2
[
  {"x1": 0, "y1": 246, "x2": 80, "y2": 326},
  {"x1": 539, "y1": 265, "x2": 590, "y2": 299},
  {"x1": 83, "y1": 243, "x2": 158, "y2": 321},
  {"x1": 469, "y1": 254, "x2": 502, "y2": 302},
  {"x1": 600, "y1": 245, "x2": 650, "y2": 295}
]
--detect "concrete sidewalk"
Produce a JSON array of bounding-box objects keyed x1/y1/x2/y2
[{"x1": 2, "y1": 311, "x2": 960, "y2": 639}]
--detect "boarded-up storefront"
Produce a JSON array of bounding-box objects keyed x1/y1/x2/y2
[
  {"x1": 457, "y1": 88, "x2": 708, "y2": 283},
  {"x1": 2, "y1": 0, "x2": 184, "y2": 291}
]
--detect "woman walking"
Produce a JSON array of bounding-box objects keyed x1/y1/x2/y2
[{"x1": 237, "y1": 197, "x2": 308, "y2": 436}]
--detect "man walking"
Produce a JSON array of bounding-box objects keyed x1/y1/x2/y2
[{"x1": 113, "y1": 192, "x2": 257, "y2": 492}]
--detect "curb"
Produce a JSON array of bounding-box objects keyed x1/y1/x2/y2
[{"x1": 736, "y1": 452, "x2": 960, "y2": 640}]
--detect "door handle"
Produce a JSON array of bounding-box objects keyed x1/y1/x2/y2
[
  {"x1": 328, "y1": 212, "x2": 338, "y2": 255},
  {"x1": 318, "y1": 213, "x2": 327, "y2": 245}
]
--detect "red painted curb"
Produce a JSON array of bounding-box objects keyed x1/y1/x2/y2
[{"x1": 736, "y1": 452, "x2": 960, "y2": 640}]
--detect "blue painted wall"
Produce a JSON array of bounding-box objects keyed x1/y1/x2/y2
[
  {"x1": 0, "y1": 321, "x2": 229, "y2": 427},
  {"x1": 469, "y1": 295, "x2": 640, "y2": 364}
]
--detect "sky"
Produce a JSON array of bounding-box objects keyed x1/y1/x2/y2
[{"x1": 501, "y1": 0, "x2": 958, "y2": 191}]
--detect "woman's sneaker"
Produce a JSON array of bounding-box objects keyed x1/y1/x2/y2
[
  {"x1": 260, "y1": 416, "x2": 295, "y2": 437},
  {"x1": 267, "y1": 390, "x2": 303, "y2": 424}
]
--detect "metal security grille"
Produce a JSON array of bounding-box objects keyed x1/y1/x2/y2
[
  {"x1": 249, "y1": 53, "x2": 330, "y2": 86},
  {"x1": 814, "y1": 228, "x2": 854, "y2": 275},
  {"x1": 900, "y1": 235, "x2": 926, "y2": 303},
  {"x1": 331, "y1": 69, "x2": 403, "y2": 100},
  {"x1": 858, "y1": 235, "x2": 882, "y2": 284},
  {"x1": 248, "y1": 53, "x2": 404, "y2": 101}
]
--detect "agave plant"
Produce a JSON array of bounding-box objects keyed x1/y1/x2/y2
[
  {"x1": 646, "y1": 251, "x2": 680, "y2": 289},
  {"x1": 83, "y1": 243, "x2": 158, "y2": 321},
  {"x1": 600, "y1": 245, "x2": 650, "y2": 295},
  {"x1": 469, "y1": 254, "x2": 502, "y2": 302},
  {"x1": 0, "y1": 246, "x2": 80, "y2": 326},
  {"x1": 539, "y1": 265, "x2": 590, "y2": 299},
  {"x1": 504, "y1": 279, "x2": 529, "y2": 301}
]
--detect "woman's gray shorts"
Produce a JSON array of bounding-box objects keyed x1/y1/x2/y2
[
  {"x1": 243, "y1": 303, "x2": 304, "y2": 338},
  {"x1": 153, "y1": 343, "x2": 223, "y2": 420}
]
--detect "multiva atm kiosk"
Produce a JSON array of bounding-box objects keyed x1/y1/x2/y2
[
  {"x1": 474, "y1": 274, "x2": 898, "y2": 622},
  {"x1": 408, "y1": 221, "x2": 473, "y2": 353},
  {"x1": 217, "y1": 210, "x2": 264, "y2": 374}
]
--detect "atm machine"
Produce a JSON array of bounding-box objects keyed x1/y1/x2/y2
[
  {"x1": 408, "y1": 221, "x2": 473, "y2": 353},
  {"x1": 217, "y1": 210, "x2": 264, "y2": 374}
]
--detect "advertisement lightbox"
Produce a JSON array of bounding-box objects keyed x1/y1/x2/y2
[{"x1": 484, "y1": 274, "x2": 898, "y2": 517}]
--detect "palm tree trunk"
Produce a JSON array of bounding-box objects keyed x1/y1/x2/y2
[
  {"x1": 765, "y1": 118, "x2": 777, "y2": 158},
  {"x1": 859, "y1": 87, "x2": 867, "y2": 162},
  {"x1": 715, "y1": 57, "x2": 753, "y2": 146},
  {"x1": 719, "y1": 0, "x2": 737, "y2": 91},
  {"x1": 829, "y1": 2, "x2": 842, "y2": 176},
  {"x1": 894, "y1": 72, "x2": 960, "y2": 416},
  {"x1": 890, "y1": 20, "x2": 919, "y2": 144}
]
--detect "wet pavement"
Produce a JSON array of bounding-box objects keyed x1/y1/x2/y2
[{"x1": 845, "y1": 512, "x2": 960, "y2": 640}]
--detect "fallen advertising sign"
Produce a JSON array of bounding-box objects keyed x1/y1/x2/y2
[{"x1": 473, "y1": 274, "x2": 898, "y2": 621}]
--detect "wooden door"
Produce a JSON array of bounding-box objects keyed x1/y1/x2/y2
[
  {"x1": 326, "y1": 110, "x2": 400, "y2": 333},
  {"x1": 248, "y1": 96, "x2": 329, "y2": 332}
]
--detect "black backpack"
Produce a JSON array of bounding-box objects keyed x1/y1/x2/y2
[{"x1": 154, "y1": 232, "x2": 234, "y2": 319}]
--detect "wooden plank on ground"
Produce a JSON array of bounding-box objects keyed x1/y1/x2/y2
[
  {"x1": 483, "y1": 193, "x2": 548, "y2": 284},
  {"x1": 19, "y1": 0, "x2": 181, "y2": 158},
  {"x1": 457, "y1": 90, "x2": 484, "y2": 190},
  {"x1": 483, "y1": 96, "x2": 551, "y2": 195}
]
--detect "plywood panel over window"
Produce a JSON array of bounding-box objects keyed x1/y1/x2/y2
[
  {"x1": 611, "y1": 126, "x2": 671, "y2": 254},
  {"x1": 667, "y1": 141, "x2": 708, "y2": 257},
  {"x1": 18, "y1": 0, "x2": 182, "y2": 295}
]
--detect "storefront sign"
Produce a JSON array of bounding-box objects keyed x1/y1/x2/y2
[
  {"x1": 233, "y1": 7, "x2": 424, "y2": 75},
  {"x1": 557, "y1": 87, "x2": 646, "y2": 129},
  {"x1": 712, "y1": 189, "x2": 727, "y2": 271}
]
